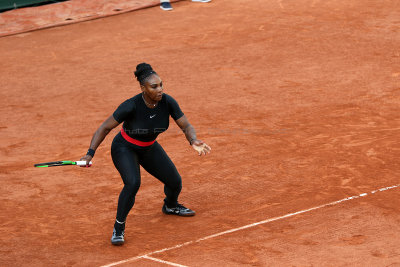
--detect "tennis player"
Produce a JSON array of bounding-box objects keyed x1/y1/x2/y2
[{"x1": 80, "y1": 63, "x2": 211, "y2": 246}]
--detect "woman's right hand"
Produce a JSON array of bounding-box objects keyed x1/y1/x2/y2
[
  {"x1": 191, "y1": 140, "x2": 211, "y2": 156},
  {"x1": 80, "y1": 154, "x2": 93, "y2": 167}
]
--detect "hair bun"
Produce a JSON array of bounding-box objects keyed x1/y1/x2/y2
[
  {"x1": 134, "y1": 63, "x2": 157, "y2": 84},
  {"x1": 134, "y1": 63, "x2": 153, "y2": 77}
]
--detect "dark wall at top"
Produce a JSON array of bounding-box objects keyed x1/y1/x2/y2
[{"x1": 0, "y1": 0, "x2": 68, "y2": 12}]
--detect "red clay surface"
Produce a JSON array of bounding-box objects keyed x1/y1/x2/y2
[
  {"x1": 152, "y1": 190, "x2": 400, "y2": 266},
  {"x1": 0, "y1": 0, "x2": 182, "y2": 37},
  {"x1": 1, "y1": 0, "x2": 399, "y2": 266}
]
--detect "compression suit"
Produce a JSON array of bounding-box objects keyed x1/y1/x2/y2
[{"x1": 111, "y1": 93, "x2": 184, "y2": 223}]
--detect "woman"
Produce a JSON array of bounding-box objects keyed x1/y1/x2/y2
[{"x1": 80, "y1": 63, "x2": 211, "y2": 246}]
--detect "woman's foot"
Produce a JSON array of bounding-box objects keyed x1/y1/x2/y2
[
  {"x1": 111, "y1": 220, "x2": 125, "y2": 246},
  {"x1": 162, "y1": 203, "x2": 196, "y2": 216},
  {"x1": 111, "y1": 228, "x2": 125, "y2": 246}
]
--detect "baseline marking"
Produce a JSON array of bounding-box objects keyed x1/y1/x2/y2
[
  {"x1": 143, "y1": 255, "x2": 188, "y2": 267},
  {"x1": 101, "y1": 184, "x2": 399, "y2": 267}
]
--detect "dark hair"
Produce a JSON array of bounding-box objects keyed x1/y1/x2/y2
[{"x1": 134, "y1": 63, "x2": 157, "y2": 85}]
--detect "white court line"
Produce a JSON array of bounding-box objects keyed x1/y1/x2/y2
[
  {"x1": 142, "y1": 255, "x2": 188, "y2": 267},
  {"x1": 101, "y1": 184, "x2": 400, "y2": 267}
]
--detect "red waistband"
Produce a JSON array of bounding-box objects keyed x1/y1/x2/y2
[{"x1": 120, "y1": 128, "x2": 155, "y2": 147}]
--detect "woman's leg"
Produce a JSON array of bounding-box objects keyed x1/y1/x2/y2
[
  {"x1": 111, "y1": 140, "x2": 141, "y2": 226},
  {"x1": 139, "y1": 142, "x2": 182, "y2": 208}
]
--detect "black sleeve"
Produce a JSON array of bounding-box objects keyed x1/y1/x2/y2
[
  {"x1": 166, "y1": 95, "x2": 184, "y2": 120},
  {"x1": 112, "y1": 98, "x2": 136, "y2": 123}
]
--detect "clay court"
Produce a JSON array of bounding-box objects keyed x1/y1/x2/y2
[{"x1": 1, "y1": 0, "x2": 399, "y2": 266}]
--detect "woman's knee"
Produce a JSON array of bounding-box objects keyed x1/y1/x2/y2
[{"x1": 123, "y1": 179, "x2": 141, "y2": 196}]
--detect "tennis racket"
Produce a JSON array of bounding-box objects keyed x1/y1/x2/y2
[{"x1": 34, "y1": 161, "x2": 92, "y2": 168}]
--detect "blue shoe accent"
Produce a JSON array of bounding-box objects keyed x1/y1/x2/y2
[{"x1": 160, "y1": 2, "x2": 173, "y2": 10}]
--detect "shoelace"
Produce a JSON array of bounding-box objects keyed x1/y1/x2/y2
[{"x1": 114, "y1": 229, "x2": 125, "y2": 237}]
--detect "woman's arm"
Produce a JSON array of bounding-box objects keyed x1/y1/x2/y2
[
  {"x1": 175, "y1": 115, "x2": 211, "y2": 156},
  {"x1": 80, "y1": 115, "x2": 120, "y2": 165}
]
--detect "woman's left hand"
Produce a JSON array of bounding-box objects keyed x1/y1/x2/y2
[{"x1": 191, "y1": 140, "x2": 211, "y2": 156}]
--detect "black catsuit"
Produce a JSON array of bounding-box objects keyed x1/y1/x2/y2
[{"x1": 111, "y1": 93, "x2": 184, "y2": 223}]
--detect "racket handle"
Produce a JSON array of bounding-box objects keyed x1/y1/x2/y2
[{"x1": 75, "y1": 161, "x2": 92, "y2": 166}]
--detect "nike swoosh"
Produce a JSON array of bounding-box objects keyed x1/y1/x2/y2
[{"x1": 150, "y1": 115, "x2": 156, "y2": 118}]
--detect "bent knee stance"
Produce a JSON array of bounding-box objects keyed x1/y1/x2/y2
[{"x1": 123, "y1": 179, "x2": 141, "y2": 197}]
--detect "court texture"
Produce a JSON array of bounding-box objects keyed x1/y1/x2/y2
[{"x1": 0, "y1": 0, "x2": 399, "y2": 266}]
